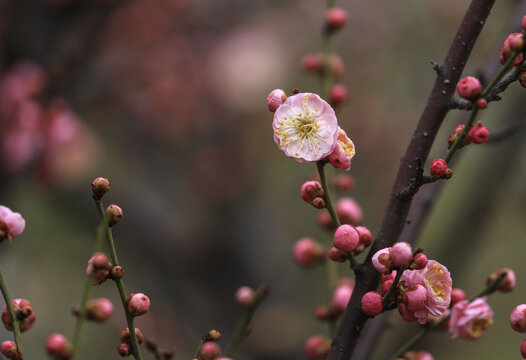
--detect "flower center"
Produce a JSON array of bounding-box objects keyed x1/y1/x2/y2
[
  {"x1": 469, "y1": 316, "x2": 492, "y2": 337},
  {"x1": 295, "y1": 116, "x2": 318, "y2": 139}
]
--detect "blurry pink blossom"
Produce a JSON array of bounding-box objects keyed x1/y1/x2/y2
[
  {"x1": 449, "y1": 297, "x2": 493, "y2": 340},
  {"x1": 327, "y1": 127, "x2": 355, "y2": 170},
  {"x1": 0, "y1": 205, "x2": 26, "y2": 241}
]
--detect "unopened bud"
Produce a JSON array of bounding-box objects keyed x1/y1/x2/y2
[
  {"x1": 451, "y1": 288, "x2": 466, "y2": 304},
  {"x1": 328, "y1": 247, "x2": 347, "y2": 262},
  {"x1": 105, "y1": 204, "x2": 123, "y2": 226},
  {"x1": 430, "y1": 159, "x2": 447, "y2": 177},
  {"x1": 1, "y1": 341, "x2": 19, "y2": 360},
  {"x1": 329, "y1": 84, "x2": 348, "y2": 107},
  {"x1": 111, "y1": 265, "x2": 125, "y2": 279},
  {"x1": 120, "y1": 327, "x2": 144, "y2": 344},
  {"x1": 128, "y1": 293, "x2": 151, "y2": 316},
  {"x1": 208, "y1": 329, "x2": 222, "y2": 342},
  {"x1": 305, "y1": 335, "x2": 330, "y2": 360},
  {"x1": 266, "y1": 89, "x2": 287, "y2": 112},
  {"x1": 45, "y1": 334, "x2": 72, "y2": 360},
  {"x1": 488, "y1": 268, "x2": 516, "y2": 293},
  {"x1": 301, "y1": 181, "x2": 324, "y2": 203},
  {"x1": 293, "y1": 238, "x2": 324, "y2": 267},
  {"x1": 456, "y1": 76, "x2": 482, "y2": 100},
  {"x1": 468, "y1": 123, "x2": 489, "y2": 144},
  {"x1": 200, "y1": 341, "x2": 221, "y2": 360},
  {"x1": 325, "y1": 7, "x2": 348, "y2": 31},
  {"x1": 333, "y1": 174, "x2": 355, "y2": 191},
  {"x1": 361, "y1": 291, "x2": 384, "y2": 316},
  {"x1": 91, "y1": 177, "x2": 110, "y2": 200},
  {"x1": 475, "y1": 98, "x2": 487, "y2": 109},
  {"x1": 118, "y1": 343, "x2": 130, "y2": 357},
  {"x1": 310, "y1": 197, "x2": 326, "y2": 209},
  {"x1": 235, "y1": 286, "x2": 255, "y2": 308},
  {"x1": 87, "y1": 298, "x2": 114, "y2": 322},
  {"x1": 411, "y1": 253, "x2": 428, "y2": 270}
]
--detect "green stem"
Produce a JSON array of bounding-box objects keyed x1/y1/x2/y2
[
  {"x1": 0, "y1": 264, "x2": 23, "y2": 356},
  {"x1": 444, "y1": 48, "x2": 523, "y2": 164},
  {"x1": 193, "y1": 339, "x2": 205, "y2": 359},
  {"x1": 96, "y1": 201, "x2": 143, "y2": 360},
  {"x1": 71, "y1": 223, "x2": 106, "y2": 360},
  {"x1": 316, "y1": 161, "x2": 359, "y2": 269},
  {"x1": 224, "y1": 285, "x2": 268, "y2": 357},
  {"x1": 391, "y1": 272, "x2": 506, "y2": 358}
]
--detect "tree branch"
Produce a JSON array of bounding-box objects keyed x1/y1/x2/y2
[{"x1": 327, "y1": 1, "x2": 496, "y2": 358}]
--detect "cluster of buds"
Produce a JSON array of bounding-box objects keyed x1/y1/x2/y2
[
  {"x1": 2, "y1": 298, "x2": 35, "y2": 333},
  {"x1": 1, "y1": 341, "x2": 20, "y2": 360},
  {"x1": 45, "y1": 334, "x2": 72, "y2": 360},
  {"x1": 372, "y1": 242, "x2": 427, "y2": 274},
  {"x1": 86, "y1": 252, "x2": 115, "y2": 285},
  {"x1": 300, "y1": 181, "x2": 325, "y2": 209},
  {"x1": 118, "y1": 327, "x2": 143, "y2": 357},
  {"x1": 447, "y1": 122, "x2": 489, "y2": 149},
  {"x1": 500, "y1": 32, "x2": 524, "y2": 66},
  {"x1": 456, "y1": 76, "x2": 488, "y2": 109}
]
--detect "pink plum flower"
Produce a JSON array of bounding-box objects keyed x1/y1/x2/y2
[
  {"x1": 327, "y1": 127, "x2": 355, "y2": 170},
  {"x1": 0, "y1": 205, "x2": 26, "y2": 242},
  {"x1": 449, "y1": 297, "x2": 493, "y2": 340},
  {"x1": 510, "y1": 304, "x2": 526, "y2": 332},
  {"x1": 273, "y1": 93, "x2": 339, "y2": 163},
  {"x1": 372, "y1": 248, "x2": 392, "y2": 274},
  {"x1": 400, "y1": 260, "x2": 452, "y2": 324}
]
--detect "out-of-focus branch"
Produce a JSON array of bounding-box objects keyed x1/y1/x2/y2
[{"x1": 326, "y1": 1, "x2": 496, "y2": 358}]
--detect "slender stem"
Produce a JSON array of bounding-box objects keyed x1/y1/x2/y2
[
  {"x1": 382, "y1": 269, "x2": 403, "y2": 305},
  {"x1": 0, "y1": 265, "x2": 22, "y2": 356},
  {"x1": 321, "y1": 0, "x2": 337, "y2": 97},
  {"x1": 316, "y1": 161, "x2": 359, "y2": 269},
  {"x1": 193, "y1": 339, "x2": 205, "y2": 358},
  {"x1": 96, "y1": 201, "x2": 143, "y2": 360},
  {"x1": 71, "y1": 223, "x2": 106, "y2": 360},
  {"x1": 444, "y1": 47, "x2": 523, "y2": 164},
  {"x1": 391, "y1": 272, "x2": 506, "y2": 358},
  {"x1": 224, "y1": 285, "x2": 268, "y2": 357}
]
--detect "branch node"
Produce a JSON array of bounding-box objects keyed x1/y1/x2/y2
[{"x1": 430, "y1": 61, "x2": 444, "y2": 74}]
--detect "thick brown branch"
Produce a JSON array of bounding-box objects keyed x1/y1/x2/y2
[{"x1": 327, "y1": 1, "x2": 496, "y2": 359}]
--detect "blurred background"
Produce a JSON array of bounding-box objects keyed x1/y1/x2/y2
[{"x1": 0, "y1": 0, "x2": 525, "y2": 359}]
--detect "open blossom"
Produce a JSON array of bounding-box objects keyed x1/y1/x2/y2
[
  {"x1": 327, "y1": 127, "x2": 355, "y2": 170},
  {"x1": 273, "y1": 93, "x2": 339, "y2": 162},
  {"x1": 449, "y1": 297, "x2": 493, "y2": 340},
  {"x1": 0, "y1": 206, "x2": 26, "y2": 242},
  {"x1": 400, "y1": 260, "x2": 452, "y2": 324}
]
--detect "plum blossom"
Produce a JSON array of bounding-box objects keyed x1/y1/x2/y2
[
  {"x1": 449, "y1": 297, "x2": 493, "y2": 340},
  {"x1": 273, "y1": 93, "x2": 339, "y2": 163},
  {"x1": 0, "y1": 205, "x2": 26, "y2": 242},
  {"x1": 399, "y1": 260, "x2": 452, "y2": 324}
]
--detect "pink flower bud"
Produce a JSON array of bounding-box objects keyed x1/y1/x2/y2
[
  {"x1": 430, "y1": 159, "x2": 447, "y2": 177},
  {"x1": 416, "y1": 352, "x2": 434, "y2": 360},
  {"x1": 404, "y1": 284, "x2": 428, "y2": 311},
  {"x1": 106, "y1": 204, "x2": 123, "y2": 226},
  {"x1": 407, "y1": 253, "x2": 427, "y2": 271},
  {"x1": 0, "y1": 205, "x2": 26, "y2": 242},
  {"x1": 510, "y1": 304, "x2": 526, "y2": 332},
  {"x1": 266, "y1": 89, "x2": 287, "y2": 112},
  {"x1": 448, "y1": 124, "x2": 471, "y2": 147},
  {"x1": 304, "y1": 335, "x2": 330, "y2": 360},
  {"x1": 300, "y1": 181, "x2": 324, "y2": 203},
  {"x1": 361, "y1": 291, "x2": 384, "y2": 316},
  {"x1": 468, "y1": 123, "x2": 489, "y2": 144},
  {"x1": 329, "y1": 84, "x2": 348, "y2": 106},
  {"x1": 500, "y1": 33, "x2": 524, "y2": 66},
  {"x1": 336, "y1": 197, "x2": 363, "y2": 225},
  {"x1": 200, "y1": 341, "x2": 221, "y2": 360},
  {"x1": 398, "y1": 302, "x2": 417, "y2": 322},
  {"x1": 293, "y1": 237, "x2": 324, "y2": 267},
  {"x1": 235, "y1": 286, "x2": 255, "y2": 308},
  {"x1": 45, "y1": 334, "x2": 72, "y2": 359},
  {"x1": 333, "y1": 174, "x2": 355, "y2": 191},
  {"x1": 488, "y1": 268, "x2": 516, "y2": 293},
  {"x1": 390, "y1": 242, "x2": 413, "y2": 267},
  {"x1": 521, "y1": 339, "x2": 526, "y2": 359},
  {"x1": 87, "y1": 298, "x2": 114, "y2": 322},
  {"x1": 475, "y1": 98, "x2": 487, "y2": 109},
  {"x1": 86, "y1": 252, "x2": 111, "y2": 278},
  {"x1": 316, "y1": 211, "x2": 333, "y2": 229},
  {"x1": 325, "y1": 7, "x2": 348, "y2": 30},
  {"x1": 380, "y1": 279, "x2": 393, "y2": 296},
  {"x1": 333, "y1": 224, "x2": 359, "y2": 252},
  {"x1": 127, "y1": 293, "x2": 150, "y2": 316},
  {"x1": 456, "y1": 76, "x2": 482, "y2": 100},
  {"x1": 451, "y1": 288, "x2": 466, "y2": 304},
  {"x1": 117, "y1": 343, "x2": 130, "y2": 356},
  {"x1": 208, "y1": 329, "x2": 221, "y2": 342},
  {"x1": 1, "y1": 341, "x2": 19, "y2": 359},
  {"x1": 381, "y1": 270, "x2": 396, "y2": 283},
  {"x1": 355, "y1": 226, "x2": 372, "y2": 248},
  {"x1": 91, "y1": 177, "x2": 110, "y2": 200},
  {"x1": 332, "y1": 280, "x2": 354, "y2": 314},
  {"x1": 315, "y1": 306, "x2": 332, "y2": 321},
  {"x1": 372, "y1": 248, "x2": 392, "y2": 273},
  {"x1": 301, "y1": 53, "x2": 324, "y2": 73},
  {"x1": 328, "y1": 247, "x2": 347, "y2": 262}
]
